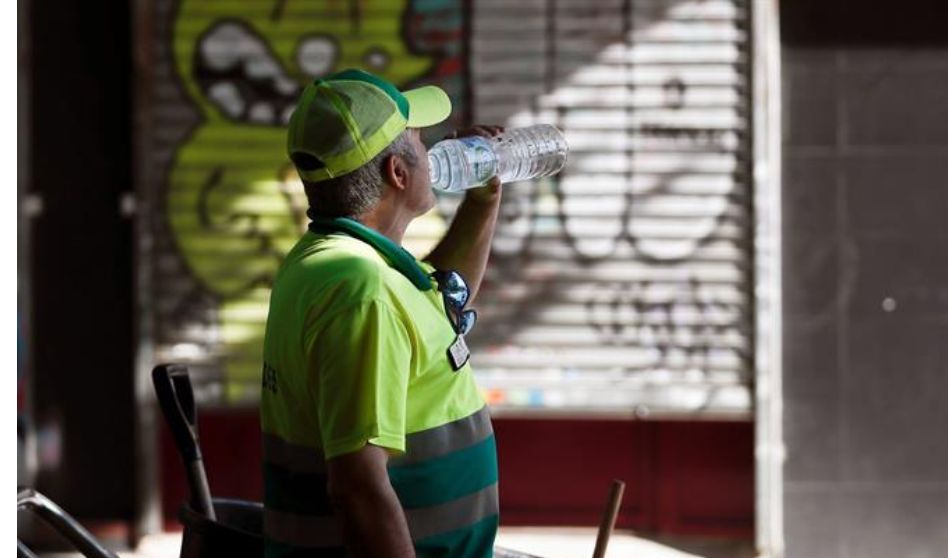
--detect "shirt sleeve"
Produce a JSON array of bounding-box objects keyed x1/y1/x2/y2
[{"x1": 307, "y1": 299, "x2": 413, "y2": 460}]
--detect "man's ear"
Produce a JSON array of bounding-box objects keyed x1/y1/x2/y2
[{"x1": 383, "y1": 154, "x2": 410, "y2": 192}]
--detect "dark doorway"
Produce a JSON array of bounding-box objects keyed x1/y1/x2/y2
[{"x1": 28, "y1": 0, "x2": 136, "y2": 523}]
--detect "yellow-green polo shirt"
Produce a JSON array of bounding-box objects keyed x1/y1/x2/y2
[{"x1": 260, "y1": 230, "x2": 498, "y2": 558}]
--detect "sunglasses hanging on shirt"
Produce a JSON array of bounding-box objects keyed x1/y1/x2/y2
[
  {"x1": 430, "y1": 270, "x2": 478, "y2": 336},
  {"x1": 431, "y1": 270, "x2": 477, "y2": 371}
]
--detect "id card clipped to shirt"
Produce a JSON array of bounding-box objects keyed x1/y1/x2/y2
[{"x1": 447, "y1": 334, "x2": 470, "y2": 371}]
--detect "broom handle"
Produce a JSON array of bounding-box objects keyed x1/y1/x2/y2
[{"x1": 592, "y1": 480, "x2": 625, "y2": 558}]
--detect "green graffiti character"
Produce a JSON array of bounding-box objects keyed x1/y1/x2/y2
[{"x1": 167, "y1": 0, "x2": 436, "y2": 400}]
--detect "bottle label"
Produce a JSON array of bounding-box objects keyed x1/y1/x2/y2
[{"x1": 457, "y1": 136, "x2": 496, "y2": 184}]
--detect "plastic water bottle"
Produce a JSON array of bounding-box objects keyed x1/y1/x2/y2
[{"x1": 427, "y1": 124, "x2": 569, "y2": 193}]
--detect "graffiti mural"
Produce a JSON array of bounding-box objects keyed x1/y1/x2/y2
[
  {"x1": 151, "y1": 0, "x2": 466, "y2": 400},
  {"x1": 145, "y1": 0, "x2": 755, "y2": 415}
]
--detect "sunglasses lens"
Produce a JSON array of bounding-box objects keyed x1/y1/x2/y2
[
  {"x1": 444, "y1": 289, "x2": 467, "y2": 308},
  {"x1": 432, "y1": 270, "x2": 475, "y2": 336},
  {"x1": 459, "y1": 310, "x2": 477, "y2": 336},
  {"x1": 436, "y1": 271, "x2": 469, "y2": 308}
]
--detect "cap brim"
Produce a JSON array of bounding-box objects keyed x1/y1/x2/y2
[{"x1": 403, "y1": 85, "x2": 452, "y2": 128}]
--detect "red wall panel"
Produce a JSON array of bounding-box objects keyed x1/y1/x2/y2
[
  {"x1": 160, "y1": 411, "x2": 753, "y2": 539},
  {"x1": 655, "y1": 422, "x2": 755, "y2": 537},
  {"x1": 492, "y1": 418, "x2": 654, "y2": 530}
]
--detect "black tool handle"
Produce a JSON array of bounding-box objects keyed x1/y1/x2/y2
[{"x1": 152, "y1": 364, "x2": 216, "y2": 520}]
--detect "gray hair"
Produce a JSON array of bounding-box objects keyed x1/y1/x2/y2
[{"x1": 303, "y1": 131, "x2": 419, "y2": 219}]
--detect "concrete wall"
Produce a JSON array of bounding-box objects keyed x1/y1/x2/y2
[{"x1": 781, "y1": 2, "x2": 948, "y2": 557}]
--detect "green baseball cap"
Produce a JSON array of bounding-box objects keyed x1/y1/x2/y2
[{"x1": 287, "y1": 68, "x2": 452, "y2": 183}]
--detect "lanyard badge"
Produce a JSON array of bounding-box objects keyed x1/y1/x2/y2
[{"x1": 447, "y1": 334, "x2": 471, "y2": 371}]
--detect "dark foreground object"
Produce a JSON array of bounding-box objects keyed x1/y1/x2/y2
[
  {"x1": 17, "y1": 487, "x2": 120, "y2": 558},
  {"x1": 153, "y1": 363, "x2": 264, "y2": 557}
]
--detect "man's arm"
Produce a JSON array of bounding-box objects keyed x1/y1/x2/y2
[
  {"x1": 327, "y1": 444, "x2": 415, "y2": 558},
  {"x1": 424, "y1": 177, "x2": 502, "y2": 304},
  {"x1": 424, "y1": 125, "x2": 504, "y2": 303}
]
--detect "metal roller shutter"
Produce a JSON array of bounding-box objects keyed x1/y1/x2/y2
[{"x1": 463, "y1": 0, "x2": 753, "y2": 418}]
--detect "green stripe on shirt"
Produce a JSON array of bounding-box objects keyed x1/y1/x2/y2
[{"x1": 388, "y1": 434, "x2": 498, "y2": 509}]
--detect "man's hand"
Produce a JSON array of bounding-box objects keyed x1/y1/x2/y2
[
  {"x1": 445, "y1": 125, "x2": 505, "y2": 205},
  {"x1": 327, "y1": 444, "x2": 415, "y2": 558}
]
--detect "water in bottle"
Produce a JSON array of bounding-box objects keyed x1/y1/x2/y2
[{"x1": 427, "y1": 124, "x2": 569, "y2": 193}]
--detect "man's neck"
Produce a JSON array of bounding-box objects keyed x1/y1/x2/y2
[{"x1": 354, "y1": 209, "x2": 411, "y2": 245}]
